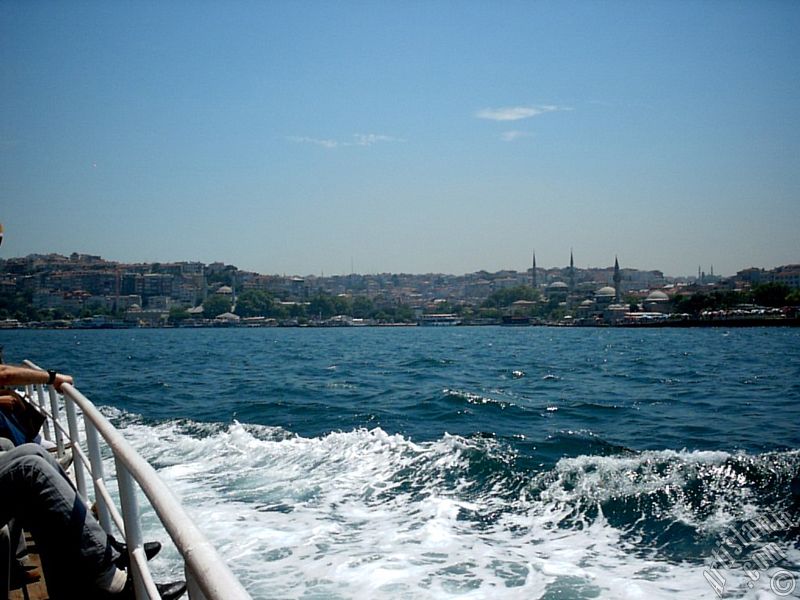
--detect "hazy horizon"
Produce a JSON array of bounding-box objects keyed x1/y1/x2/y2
[
  {"x1": 2, "y1": 2, "x2": 799, "y2": 278},
  {"x1": 0, "y1": 246, "x2": 783, "y2": 280}
]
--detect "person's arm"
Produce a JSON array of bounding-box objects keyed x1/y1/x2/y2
[
  {"x1": 0, "y1": 391, "x2": 24, "y2": 411},
  {"x1": 0, "y1": 365, "x2": 74, "y2": 392}
]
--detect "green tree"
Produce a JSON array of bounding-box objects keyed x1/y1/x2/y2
[
  {"x1": 309, "y1": 293, "x2": 336, "y2": 319},
  {"x1": 53, "y1": 307, "x2": 75, "y2": 320},
  {"x1": 0, "y1": 291, "x2": 37, "y2": 322},
  {"x1": 332, "y1": 295, "x2": 353, "y2": 316},
  {"x1": 203, "y1": 295, "x2": 233, "y2": 318},
  {"x1": 234, "y1": 290, "x2": 274, "y2": 317},
  {"x1": 168, "y1": 306, "x2": 191, "y2": 325},
  {"x1": 206, "y1": 265, "x2": 238, "y2": 287},
  {"x1": 672, "y1": 293, "x2": 711, "y2": 316},
  {"x1": 752, "y1": 283, "x2": 791, "y2": 307},
  {"x1": 482, "y1": 285, "x2": 540, "y2": 309},
  {"x1": 287, "y1": 303, "x2": 305, "y2": 318},
  {"x1": 352, "y1": 296, "x2": 374, "y2": 319},
  {"x1": 399, "y1": 305, "x2": 414, "y2": 322}
]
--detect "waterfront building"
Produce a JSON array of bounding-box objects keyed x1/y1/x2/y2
[
  {"x1": 547, "y1": 281, "x2": 569, "y2": 303},
  {"x1": 146, "y1": 296, "x2": 172, "y2": 310},
  {"x1": 643, "y1": 290, "x2": 671, "y2": 313},
  {"x1": 595, "y1": 286, "x2": 617, "y2": 310},
  {"x1": 115, "y1": 295, "x2": 143, "y2": 311},
  {"x1": 770, "y1": 265, "x2": 800, "y2": 289},
  {"x1": 121, "y1": 272, "x2": 144, "y2": 296},
  {"x1": 142, "y1": 273, "x2": 173, "y2": 298},
  {"x1": 736, "y1": 267, "x2": 764, "y2": 286}
]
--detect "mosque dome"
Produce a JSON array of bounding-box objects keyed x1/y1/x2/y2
[
  {"x1": 646, "y1": 290, "x2": 669, "y2": 302},
  {"x1": 580, "y1": 299, "x2": 594, "y2": 307},
  {"x1": 215, "y1": 285, "x2": 233, "y2": 295},
  {"x1": 548, "y1": 281, "x2": 568, "y2": 289},
  {"x1": 596, "y1": 286, "x2": 616, "y2": 297}
]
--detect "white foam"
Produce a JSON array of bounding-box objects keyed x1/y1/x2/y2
[{"x1": 95, "y1": 415, "x2": 797, "y2": 599}]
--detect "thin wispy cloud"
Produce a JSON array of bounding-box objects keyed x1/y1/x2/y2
[
  {"x1": 352, "y1": 133, "x2": 402, "y2": 146},
  {"x1": 500, "y1": 130, "x2": 531, "y2": 142},
  {"x1": 286, "y1": 136, "x2": 340, "y2": 148},
  {"x1": 475, "y1": 105, "x2": 568, "y2": 121},
  {"x1": 287, "y1": 133, "x2": 402, "y2": 149}
]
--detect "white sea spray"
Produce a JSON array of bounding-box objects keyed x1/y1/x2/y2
[{"x1": 94, "y1": 411, "x2": 799, "y2": 600}]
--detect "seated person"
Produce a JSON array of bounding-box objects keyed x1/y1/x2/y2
[
  {"x1": 0, "y1": 387, "x2": 43, "y2": 446},
  {"x1": 0, "y1": 363, "x2": 73, "y2": 445},
  {"x1": 1, "y1": 442, "x2": 186, "y2": 598},
  {"x1": 0, "y1": 365, "x2": 185, "y2": 599}
]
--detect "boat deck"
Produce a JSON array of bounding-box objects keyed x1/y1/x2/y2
[{"x1": 9, "y1": 533, "x2": 48, "y2": 600}]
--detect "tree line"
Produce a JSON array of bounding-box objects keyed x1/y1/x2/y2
[
  {"x1": 170, "y1": 290, "x2": 417, "y2": 324},
  {"x1": 1, "y1": 282, "x2": 798, "y2": 324}
]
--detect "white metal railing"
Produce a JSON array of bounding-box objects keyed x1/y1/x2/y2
[{"x1": 21, "y1": 360, "x2": 252, "y2": 600}]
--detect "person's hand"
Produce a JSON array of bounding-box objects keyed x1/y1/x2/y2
[
  {"x1": 0, "y1": 391, "x2": 25, "y2": 411},
  {"x1": 53, "y1": 373, "x2": 73, "y2": 392}
]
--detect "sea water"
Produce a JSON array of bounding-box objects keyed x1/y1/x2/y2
[{"x1": 2, "y1": 327, "x2": 799, "y2": 599}]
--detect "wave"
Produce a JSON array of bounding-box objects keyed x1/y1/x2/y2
[
  {"x1": 442, "y1": 388, "x2": 515, "y2": 410},
  {"x1": 100, "y1": 408, "x2": 800, "y2": 599}
]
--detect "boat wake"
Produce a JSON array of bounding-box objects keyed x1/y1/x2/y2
[{"x1": 102, "y1": 408, "x2": 800, "y2": 599}]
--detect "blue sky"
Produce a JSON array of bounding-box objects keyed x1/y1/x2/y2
[{"x1": 1, "y1": 1, "x2": 799, "y2": 277}]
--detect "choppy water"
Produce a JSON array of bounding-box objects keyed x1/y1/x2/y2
[{"x1": 2, "y1": 327, "x2": 799, "y2": 599}]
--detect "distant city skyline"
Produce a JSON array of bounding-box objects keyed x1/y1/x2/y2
[
  {"x1": 1, "y1": 246, "x2": 791, "y2": 282},
  {"x1": 2, "y1": 2, "x2": 799, "y2": 278}
]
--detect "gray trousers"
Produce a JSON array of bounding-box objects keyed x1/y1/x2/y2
[
  {"x1": 0, "y1": 441, "x2": 120, "y2": 598},
  {"x1": 1, "y1": 524, "x2": 9, "y2": 597}
]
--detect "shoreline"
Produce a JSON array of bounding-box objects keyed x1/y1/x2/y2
[{"x1": 1, "y1": 317, "x2": 799, "y2": 330}]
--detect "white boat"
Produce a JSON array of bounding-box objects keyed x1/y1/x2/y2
[{"x1": 418, "y1": 313, "x2": 461, "y2": 326}]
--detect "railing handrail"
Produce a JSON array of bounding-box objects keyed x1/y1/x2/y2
[{"x1": 20, "y1": 361, "x2": 251, "y2": 600}]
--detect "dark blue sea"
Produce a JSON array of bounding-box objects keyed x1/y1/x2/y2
[{"x1": 2, "y1": 327, "x2": 799, "y2": 599}]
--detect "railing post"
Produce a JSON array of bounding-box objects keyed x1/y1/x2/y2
[
  {"x1": 47, "y1": 386, "x2": 65, "y2": 456},
  {"x1": 64, "y1": 394, "x2": 88, "y2": 500},
  {"x1": 34, "y1": 384, "x2": 52, "y2": 442},
  {"x1": 116, "y1": 461, "x2": 148, "y2": 600},
  {"x1": 186, "y1": 573, "x2": 209, "y2": 600},
  {"x1": 20, "y1": 373, "x2": 253, "y2": 600},
  {"x1": 85, "y1": 420, "x2": 112, "y2": 533}
]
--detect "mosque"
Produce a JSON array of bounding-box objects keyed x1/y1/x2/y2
[{"x1": 536, "y1": 251, "x2": 647, "y2": 323}]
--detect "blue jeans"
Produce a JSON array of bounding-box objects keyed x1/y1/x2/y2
[{"x1": 0, "y1": 442, "x2": 119, "y2": 597}]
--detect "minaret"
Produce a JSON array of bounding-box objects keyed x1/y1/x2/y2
[
  {"x1": 531, "y1": 251, "x2": 537, "y2": 289},
  {"x1": 613, "y1": 256, "x2": 621, "y2": 303},
  {"x1": 568, "y1": 249, "x2": 575, "y2": 294}
]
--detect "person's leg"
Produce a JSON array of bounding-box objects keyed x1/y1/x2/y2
[
  {"x1": 6, "y1": 442, "x2": 71, "y2": 482},
  {"x1": 1, "y1": 443, "x2": 43, "y2": 571},
  {"x1": 0, "y1": 524, "x2": 10, "y2": 599},
  {"x1": 13, "y1": 517, "x2": 27, "y2": 564},
  {"x1": 0, "y1": 448, "x2": 120, "y2": 597}
]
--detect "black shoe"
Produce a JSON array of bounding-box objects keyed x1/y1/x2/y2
[
  {"x1": 110, "y1": 579, "x2": 187, "y2": 600},
  {"x1": 155, "y1": 581, "x2": 187, "y2": 600},
  {"x1": 109, "y1": 535, "x2": 163, "y2": 569}
]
